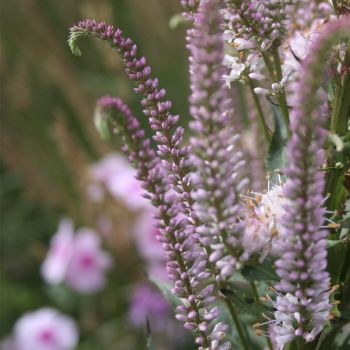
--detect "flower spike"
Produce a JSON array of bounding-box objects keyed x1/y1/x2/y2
[
  {"x1": 69, "y1": 19, "x2": 198, "y2": 222},
  {"x1": 187, "y1": 0, "x2": 249, "y2": 280},
  {"x1": 272, "y1": 17, "x2": 350, "y2": 349},
  {"x1": 95, "y1": 96, "x2": 217, "y2": 348}
]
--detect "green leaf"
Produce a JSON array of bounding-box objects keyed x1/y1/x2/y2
[
  {"x1": 149, "y1": 276, "x2": 181, "y2": 308},
  {"x1": 327, "y1": 240, "x2": 346, "y2": 248},
  {"x1": 266, "y1": 104, "x2": 288, "y2": 185},
  {"x1": 146, "y1": 318, "x2": 155, "y2": 350},
  {"x1": 68, "y1": 30, "x2": 83, "y2": 56},
  {"x1": 220, "y1": 283, "x2": 270, "y2": 318},
  {"x1": 94, "y1": 107, "x2": 112, "y2": 140},
  {"x1": 327, "y1": 239, "x2": 348, "y2": 283},
  {"x1": 241, "y1": 258, "x2": 278, "y2": 282},
  {"x1": 169, "y1": 14, "x2": 187, "y2": 30}
]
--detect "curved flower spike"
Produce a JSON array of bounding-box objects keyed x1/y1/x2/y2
[
  {"x1": 69, "y1": 20, "x2": 196, "y2": 219},
  {"x1": 272, "y1": 17, "x2": 350, "y2": 349},
  {"x1": 95, "y1": 96, "x2": 216, "y2": 349}
]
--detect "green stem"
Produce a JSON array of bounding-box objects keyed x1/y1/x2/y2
[
  {"x1": 248, "y1": 78, "x2": 271, "y2": 144},
  {"x1": 339, "y1": 244, "x2": 350, "y2": 314},
  {"x1": 248, "y1": 281, "x2": 274, "y2": 350},
  {"x1": 326, "y1": 43, "x2": 350, "y2": 210},
  {"x1": 236, "y1": 83, "x2": 250, "y2": 128},
  {"x1": 325, "y1": 169, "x2": 346, "y2": 211},
  {"x1": 297, "y1": 337, "x2": 305, "y2": 350},
  {"x1": 330, "y1": 42, "x2": 350, "y2": 136},
  {"x1": 262, "y1": 50, "x2": 290, "y2": 133},
  {"x1": 250, "y1": 281, "x2": 259, "y2": 301},
  {"x1": 262, "y1": 51, "x2": 276, "y2": 81},
  {"x1": 224, "y1": 299, "x2": 250, "y2": 350},
  {"x1": 266, "y1": 336, "x2": 275, "y2": 350},
  {"x1": 272, "y1": 48, "x2": 290, "y2": 127}
]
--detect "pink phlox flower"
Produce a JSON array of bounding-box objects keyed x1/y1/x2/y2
[
  {"x1": 13, "y1": 308, "x2": 78, "y2": 350},
  {"x1": 41, "y1": 218, "x2": 74, "y2": 284},
  {"x1": 88, "y1": 153, "x2": 150, "y2": 210},
  {"x1": 65, "y1": 228, "x2": 113, "y2": 294},
  {"x1": 133, "y1": 212, "x2": 166, "y2": 262},
  {"x1": 42, "y1": 220, "x2": 112, "y2": 294},
  {"x1": 133, "y1": 211, "x2": 168, "y2": 280},
  {"x1": 128, "y1": 283, "x2": 171, "y2": 331}
]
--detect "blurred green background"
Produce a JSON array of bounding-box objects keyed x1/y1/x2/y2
[{"x1": 0, "y1": 0, "x2": 192, "y2": 348}]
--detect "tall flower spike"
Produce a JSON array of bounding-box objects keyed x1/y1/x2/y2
[
  {"x1": 187, "y1": 0, "x2": 249, "y2": 281},
  {"x1": 95, "y1": 96, "x2": 217, "y2": 349},
  {"x1": 69, "y1": 19, "x2": 197, "y2": 224},
  {"x1": 272, "y1": 17, "x2": 350, "y2": 349}
]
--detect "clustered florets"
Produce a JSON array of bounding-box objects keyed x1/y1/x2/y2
[{"x1": 68, "y1": 2, "x2": 350, "y2": 349}]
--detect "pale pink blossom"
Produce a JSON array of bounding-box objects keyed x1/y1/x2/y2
[
  {"x1": 88, "y1": 153, "x2": 150, "y2": 210},
  {"x1": 65, "y1": 228, "x2": 113, "y2": 294},
  {"x1": 133, "y1": 212, "x2": 165, "y2": 262},
  {"x1": 41, "y1": 218, "x2": 74, "y2": 284},
  {"x1": 42, "y1": 221, "x2": 112, "y2": 294},
  {"x1": 13, "y1": 308, "x2": 78, "y2": 350},
  {"x1": 133, "y1": 212, "x2": 167, "y2": 280}
]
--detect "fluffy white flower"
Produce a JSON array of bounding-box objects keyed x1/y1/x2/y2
[
  {"x1": 242, "y1": 184, "x2": 287, "y2": 259},
  {"x1": 232, "y1": 38, "x2": 256, "y2": 50},
  {"x1": 223, "y1": 55, "x2": 246, "y2": 86}
]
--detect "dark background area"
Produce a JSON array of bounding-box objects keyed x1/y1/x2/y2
[{"x1": 0, "y1": 0, "x2": 192, "y2": 348}]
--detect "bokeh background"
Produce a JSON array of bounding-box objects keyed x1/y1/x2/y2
[{"x1": 0, "y1": 0, "x2": 194, "y2": 348}]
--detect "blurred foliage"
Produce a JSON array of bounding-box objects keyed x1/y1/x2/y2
[{"x1": 0, "y1": 0, "x2": 193, "y2": 348}]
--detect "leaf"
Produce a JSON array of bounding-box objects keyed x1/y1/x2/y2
[
  {"x1": 315, "y1": 322, "x2": 332, "y2": 350},
  {"x1": 327, "y1": 239, "x2": 348, "y2": 283},
  {"x1": 146, "y1": 318, "x2": 155, "y2": 350},
  {"x1": 241, "y1": 258, "x2": 278, "y2": 282},
  {"x1": 327, "y1": 239, "x2": 346, "y2": 248},
  {"x1": 169, "y1": 14, "x2": 187, "y2": 30},
  {"x1": 149, "y1": 276, "x2": 181, "y2": 308},
  {"x1": 266, "y1": 104, "x2": 288, "y2": 185},
  {"x1": 94, "y1": 107, "x2": 112, "y2": 140},
  {"x1": 220, "y1": 283, "x2": 270, "y2": 318}
]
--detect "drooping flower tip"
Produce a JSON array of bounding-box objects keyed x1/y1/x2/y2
[{"x1": 68, "y1": 19, "x2": 115, "y2": 56}]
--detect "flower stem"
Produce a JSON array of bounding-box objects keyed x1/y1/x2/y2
[
  {"x1": 250, "y1": 281, "x2": 259, "y2": 301},
  {"x1": 326, "y1": 42, "x2": 350, "y2": 210},
  {"x1": 224, "y1": 298, "x2": 250, "y2": 350},
  {"x1": 272, "y1": 48, "x2": 290, "y2": 127},
  {"x1": 330, "y1": 42, "x2": 350, "y2": 136},
  {"x1": 248, "y1": 78, "x2": 271, "y2": 145},
  {"x1": 262, "y1": 50, "x2": 290, "y2": 133}
]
